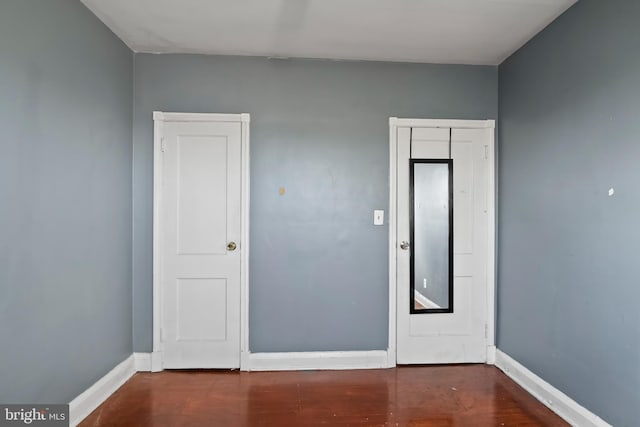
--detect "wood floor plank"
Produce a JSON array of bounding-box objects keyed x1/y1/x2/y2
[{"x1": 79, "y1": 365, "x2": 568, "y2": 426}]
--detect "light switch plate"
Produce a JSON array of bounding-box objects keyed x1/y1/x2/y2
[{"x1": 374, "y1": 210, "x2": 384, "y2": 225}]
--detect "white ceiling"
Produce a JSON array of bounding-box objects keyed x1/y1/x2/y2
[{"x1": 81, "y1": 0, "x2": 576, "y2": 65}]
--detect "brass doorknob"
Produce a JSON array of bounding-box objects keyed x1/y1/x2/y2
[
  {"x1": 400, "y1": 241, "x2": 410, "y2": 250},
  {"x1": 227, "y1": 242, "x2": 237, "y2": 251}
]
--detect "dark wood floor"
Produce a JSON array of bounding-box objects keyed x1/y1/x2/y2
[{"x1": 80, "y1": 365, "x2": 567, "y2": 426}]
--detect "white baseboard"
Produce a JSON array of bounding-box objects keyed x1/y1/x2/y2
[
  {"x1": 246, "y1": 350, "x2": 390, "y2": 371},
  {"x1": 134, "y1": 352, "x2": 151, "y2": 371},
  {"x1": 386, "y1": 347, "x2": 396, "y2": 367},
  {"x1": 486, "y1": 345, "x2": 496, "y2": 365},
  {"x1": 240, "y1": 350, "x2": 250, "y2": 371},
  {"x1": 69, "y1": 355, "x2": 136, "y2": 427},
  {"x1": 73, "y1": 349, "x2": 609, "y2": 427},
  {"x1": 150, "y1": 351, "x2": 163, "y2": 372},
  {"x1": 495, "y1": 350, "x2": 610, "y2": 427},
  {"x1": 134, "y1": 351, "x2": 163, "y2": 372}
]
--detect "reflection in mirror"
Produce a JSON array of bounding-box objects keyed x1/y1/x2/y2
[{"x1": 410, "y1": 160, "x2": 453, "y2": 313}]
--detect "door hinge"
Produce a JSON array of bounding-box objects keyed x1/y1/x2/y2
[
  {"x1": 161, "y1": 137, "x2": 166, "y2": 152},
  {"x1": 484, "y1": 145, "x2": 489, "y2": 160},
  {"x1": 484, "y1": 324, "x2": 489, "y2": 339}
]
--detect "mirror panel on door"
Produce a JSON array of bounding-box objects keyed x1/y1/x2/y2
[{"x1": 410, "y1": 159, "x2": 453, "y2": 313}]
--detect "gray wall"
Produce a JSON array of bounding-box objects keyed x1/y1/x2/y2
[
  {"x1": 0, "y1": 0, "x2": 133, "y2": 403},
  {"x1": 133, "y1": 54, "x2": 497, "y2": 352},
  {"x1": 498, "y1": 1, "x2": 640, "y2": 426}
]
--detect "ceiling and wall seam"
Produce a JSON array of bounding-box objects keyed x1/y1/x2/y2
[{"x1": 79, "y1": 0, "x2": 576, "y2": 66}]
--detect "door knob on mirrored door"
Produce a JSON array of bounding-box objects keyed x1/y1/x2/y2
[
  {"x1": 400, "y1": 241, "x2": 410, "y2": 250},
  {"x1": 227, "y1": 242, "x2": 237, "y2": 251}
]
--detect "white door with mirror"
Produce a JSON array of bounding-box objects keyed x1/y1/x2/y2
[{"x1": 392, "y1": 120, "x2": 495, "y2": 364}]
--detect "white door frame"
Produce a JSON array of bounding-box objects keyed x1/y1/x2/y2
[
  {"x1": 152, "y1": 111, "x2": 251, "y2": 371},
  {"x1": 387, "y1": 117, "x2": 496, "y2": 367}
]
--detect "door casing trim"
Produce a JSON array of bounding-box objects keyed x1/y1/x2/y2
[
  {"x1": 152, "y1": 111, "x2": 250, "y2": 371},
  {"x1": 388, "y1": 117, "x2": 496, "y2": 367}
]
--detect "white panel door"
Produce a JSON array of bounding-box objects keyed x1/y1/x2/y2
[
  {"x1": 397, "y1": 127, "x2": 490, "y2": 364},
  {"x1": 160, "y1": 120, "x2": 242, "y2": 369}
]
